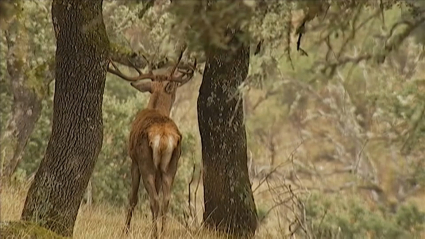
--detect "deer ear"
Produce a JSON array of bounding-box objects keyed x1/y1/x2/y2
[
  {"x1": 131, "y1": 81, "x2": 152, "y2": 93},
  {"x1": 165, "y1": 82, "x2": 177, "y2": 94}
]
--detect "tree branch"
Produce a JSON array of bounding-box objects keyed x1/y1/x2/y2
[{"x1": 316, "y1": 14, "x2": 425, "y2": 77}]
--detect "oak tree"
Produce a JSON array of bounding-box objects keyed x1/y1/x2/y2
[
  {"x1": 197, "y1": 28, "x2": 258, "y2": 237},
  {"x1": 21, "y1": 0, "x2": 109, "y2": 236}
]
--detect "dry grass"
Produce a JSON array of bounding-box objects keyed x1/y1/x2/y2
[{"x1": 1, "y1": 183, "x2": 286, "y2": 239}]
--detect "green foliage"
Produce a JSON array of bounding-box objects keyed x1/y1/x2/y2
[
  {"x1": 170, "y1": 1, "x2": 254, "y2": 51},
  {"x1": 103, "y1": 0, "x2": 182, "y2": 63},
  {"x1": 19, "y1": 90, "x2": 54, "y2": 177},
  {"x1": 23, "y1": 1, "x2": 55, "y2": 68},
  {"x1": 103, "y1": 1, "x2": 142, "y2": 44},
  {"x1": 1, "y1": 0, "x2": 54, "y2": 134},
  {"x1": 303, "y1": 193, "x2": 425, "y2": 239}
]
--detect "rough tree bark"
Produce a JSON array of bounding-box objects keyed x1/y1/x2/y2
[
  {"x1": 197, "y1": 29, "x2": 258, "y2": 237},
  {"x1": 1, "y1": 11, "x2": 43, "y2": 181},
  {"x1": 21, "y1": 0, "x2": 109, "y2": 236}
]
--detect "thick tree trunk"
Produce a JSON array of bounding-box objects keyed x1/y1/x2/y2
[
  {"x1": 2, "y1": 16, "x2": 43, "y2": 181},
  {"x1": 197, "y1": 29, "x2": 258, "y2": 237},
  {"x1": 21, "y1": 0, "x2": 109, "y2": 236}
]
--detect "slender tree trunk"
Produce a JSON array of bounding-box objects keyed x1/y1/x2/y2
[
  {"x1": 197, "y1": 29, "x2": 258, "y2": 237},
  {"x1": 21, "y1": 0, "x2": 109, "y2": 236},
  {"x1": 2, "y1": 15, "x2": 43, "y2": 181}
]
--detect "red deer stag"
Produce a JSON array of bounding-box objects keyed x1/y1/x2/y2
[{"x1": 107, "y1": 49, "x2": 196, "y2": 238}]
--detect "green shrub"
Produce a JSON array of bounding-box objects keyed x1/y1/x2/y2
[{"x1": 302, "y1": 193, "x2": 425, "y2": 239}]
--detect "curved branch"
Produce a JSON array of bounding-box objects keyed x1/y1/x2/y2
[{"x1": 316, "y1": 16, "x2": 425, "y2": 76}]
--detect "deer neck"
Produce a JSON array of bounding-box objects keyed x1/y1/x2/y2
[{"x1": 147, "y1": 92, "x2": 172, "y2": 117}]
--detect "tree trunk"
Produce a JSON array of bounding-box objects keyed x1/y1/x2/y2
[
  {"x1": 197, "y1": 29, "x2": 258, "y2": 237},
  {"x1": 2, "y1": 13, "x2": 43, "y2": 181},
  {"x1": 21, "y1": 0, "x2": 109, "y2": 236}
]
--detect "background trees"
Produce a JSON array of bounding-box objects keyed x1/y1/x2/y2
[{"x1": 1, "y1": 0, "x2": 54, "y2": 182}]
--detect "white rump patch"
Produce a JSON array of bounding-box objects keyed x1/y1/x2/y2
[
  {"x1": 152, "y1": 135, "x2": 161, "y2": 169},
  {"x1": 151, "y1": 135, "x2": 176, "y2": 171},
  {"x1": 161, "y1": 136, "x2": 175, "y2": 172}
]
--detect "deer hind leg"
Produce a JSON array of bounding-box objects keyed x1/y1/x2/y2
[
  {"x1": 159, "y1": 144, "x2": 181, "y2": 234},
  {"x1": 160, "y1": 173, "x2": 174, "y2": 234},
  {"x1": 155, "y1": 171, "x2": 162, "y2": 198},
  {"x1": 141, "y1": 171, "x2": 160, "y2": 239},
  {"x1": 155, "y1": 170, "x2": 163, "y2": 232},
  {"x1": 124, "y1": 160, "x2": 141, "y2": 234}
]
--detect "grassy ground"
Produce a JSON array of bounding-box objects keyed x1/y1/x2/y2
[
  {"x1": 1, "y1": 181, "x2": 287, "y2": 239},
  {"x1": 1, "y1": 184, "x2": 216, "y2": 239}
]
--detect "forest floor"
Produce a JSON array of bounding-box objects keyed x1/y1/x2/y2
[{"x1": 2, "y1": 181, "x2": 288, "y2": 239}]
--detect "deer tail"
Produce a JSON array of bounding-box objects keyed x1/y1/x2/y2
[{"x1": 149, "y1": 133, "x2": 178, "y2": 171}]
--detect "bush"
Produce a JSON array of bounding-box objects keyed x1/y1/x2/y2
[{"x1": 302, "y1": 193, "x2": 425, "y2": 239}]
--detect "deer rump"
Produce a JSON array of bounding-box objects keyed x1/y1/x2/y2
[
  {"x1": 148, "y1": 125, "x2": 180, "y2": 171},
  {"x1": 129, "y1": 109, "x2": 181, "y2": 173}
]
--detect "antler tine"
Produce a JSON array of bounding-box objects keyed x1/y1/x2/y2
[
  {"x1": 178, "y1": 58, "x2": 197, "y2": 74},
  {"x1": 190, "y1": 58, "x2": 197, "y2": 74},
  {"x1": 127, "y1": 56, "x2": 157, "y2": 81},
  {"x1": 107, "y1": 60, "x2": 138, "y2": 82},
  {"x1": 168, "y1": 49, "x2": 185, "y2": 79},
  {"x1": 171, "y1": 57, "x2": 197, "y2": 85},
  {"x1": 107, "y1": 58, "x2": 155, "y2": 82}
]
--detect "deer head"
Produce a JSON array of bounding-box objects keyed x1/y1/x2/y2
[{"x1": 107, "y1": 49, "x2": 197, "y2": 116}]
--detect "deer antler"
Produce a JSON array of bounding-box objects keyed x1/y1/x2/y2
[
  {"x1": 167, "y1": 49, "x2": 197, "y2": 85},
  {"x1": 172, "y1": 59, "x2": 197, "y2": 85},
  {"x1": 107, "y1": 46, "x2": 197, "y2": 84},
  {"x1": 107, "y1": 58, "x2": 155, "y2": 82}
]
